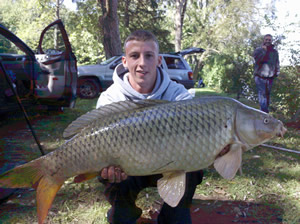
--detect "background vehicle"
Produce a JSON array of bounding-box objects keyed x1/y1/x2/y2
[
  {"x1": 77, "y1": 47, "x2": 205, "y2": 99},
  {"x1": 0, "y1": 19, "x2": 77, "y2": 114}
]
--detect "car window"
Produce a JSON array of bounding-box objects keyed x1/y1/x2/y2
[
  {"x1": 100, "y1": 56, "x2": 119, "y2": 65},
  {"x1": 164, "y1": 56, "x2": 186, "y2": 69},
  {"x1": 39, "y1": 24, "x2": 66, "y2": 54},
  {"x1": 0, "y1": 34, "x2": 25, "y2": 54}
]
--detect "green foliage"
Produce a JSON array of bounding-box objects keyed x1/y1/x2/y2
[
  {"x1": 271, "y1": 66, "x2": 300, "y2": 120},
  {"x1": 63, "y1": 0, "x2": 173, "y2": 64},
  {"x1": 199, "y1": 52, "x2": 253, "y2": 99},
  {"x1": 117, "y1": 0, "x2": 173, "y2": 53},
  {"x1": 64, "y1": 0, "x2": 104, "y2": 65},
  {"x1": 0, "y1": 0, "x2": 71, "y2": 51},
  {"x1": 1, "y1": 0, "x2": 298, "y2": 123},
  {"x1": 176, "y1": 0, "x2": 262, "y2": 98}
]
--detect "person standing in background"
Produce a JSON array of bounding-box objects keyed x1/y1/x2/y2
[{"x1": 253, "y1": 34, "x2": 280, "y2": 113}]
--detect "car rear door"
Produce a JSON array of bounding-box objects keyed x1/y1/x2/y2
[{"x1": 35, "y1": 19, "x2": 77, "y2": 108}]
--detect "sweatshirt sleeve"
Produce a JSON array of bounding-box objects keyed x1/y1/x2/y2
[
  {"x1": 96, "y1": 84, "x2": 127, "y2": 108},
  {"x1": 167, "y1": 82, "x2": 193, "y2": 101},
  {"x1": 253, "y1": 47, "x2": 266, "y2": 64}
]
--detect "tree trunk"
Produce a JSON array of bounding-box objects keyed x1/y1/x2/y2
[
  {"x1": 174, "y1": 0, "x2": 187, "y2": 52},
  {"x1": 124, "y1": 0, "x2": 131, "y2": 27},
  {"x1": 98, "y1": 0, "x2": 122, "y2": 59},
  {"x1": 54, "y1": 0, "x2": 62, "y2": 50}
]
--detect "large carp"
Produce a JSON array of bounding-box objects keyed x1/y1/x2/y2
[{"x1": 0, "y1": 97, "x2": 286, "y2": 224}]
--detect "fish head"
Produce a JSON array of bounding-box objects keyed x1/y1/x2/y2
[{"x1": 235, "y1": 106, "x2": 287, "y2": 148}]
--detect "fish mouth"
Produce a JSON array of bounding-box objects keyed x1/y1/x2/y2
[{"x1": 276, "y1": 124, "x2": 287, "y2": 138}]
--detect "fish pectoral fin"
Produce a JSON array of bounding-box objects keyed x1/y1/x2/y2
[
  {"x1": 37, "y1": 176, "x2": 64, "y2": 224},
  {"x1": 157, "y1": 171, "x2": 186, "y2": 207},
  {"x1": 214, "y1": 143, "x2": 243, "y2": 180},
  {"x1": 74, "y1": 172, "x2": 99, "y2": 183}
]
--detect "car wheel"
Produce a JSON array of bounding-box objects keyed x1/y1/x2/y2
[{"x1": 78, "y1": 79, "x2": 100, "y2": 99}]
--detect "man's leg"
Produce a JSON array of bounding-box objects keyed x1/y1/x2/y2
[
  {"x1": 265, "y1": 78, "x2": 274, "y2": 111},
  {"x1": 255, "y1": 76, "x2": 269, "y2": 113},
  {"x1": 101, "y1": 174, "x2": 162, "y2": 224},
  {"x1": 157, "y1": 170, "x2": 204, "y2": 224}
]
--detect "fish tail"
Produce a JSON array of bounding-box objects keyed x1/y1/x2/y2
[
  {"x1": 0, "y1": 160, "x2": 43, "y2": 188},
  {"x1": 0, "y1": 160, "x2": 64, "y2": 224},
  {"x1": 36, "y1": 175, "x2": 64, "y2": 224}
]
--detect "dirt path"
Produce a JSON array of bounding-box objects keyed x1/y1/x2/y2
[{"x1": 138, "y1": 198, "x2": 283, "y2": 224}]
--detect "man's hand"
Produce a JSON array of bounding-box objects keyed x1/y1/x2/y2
[
  {"x1": 100, "y1": 166, "x2": 128, "y2": 183},
  {"x1": 262, "y1": 45, "x2": 267, "y2": 51}
]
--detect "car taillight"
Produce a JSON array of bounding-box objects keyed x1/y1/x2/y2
[{"x1": 188, "y1": 71, "x2": 193, "y2": 80}]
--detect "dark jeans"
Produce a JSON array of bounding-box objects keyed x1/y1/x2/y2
[
  {"x1": 100, "y1": 170, "x2": 204, "y2": 224},
  {"x1": 254, "y1": 75, "x2": 274, "y2": 113}
]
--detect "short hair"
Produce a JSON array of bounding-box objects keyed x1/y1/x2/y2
[
  {"x1": 124, "y1": 30, "x2": 159, "y2": 52},
  {"x1": 264, "y1": 34, "x2": 273, "y2": 39}
]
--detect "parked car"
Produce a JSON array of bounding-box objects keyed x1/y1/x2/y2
[
  {"x1": 0, "y1": 19, "x2": 77, "y2": 114},
  {"x1": 77, "y1": 47, "x2": 205, "y2": 99}
]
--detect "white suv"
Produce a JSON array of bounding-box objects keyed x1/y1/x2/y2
[{"x1": 77, "y1": 47, "x2": 205, "y2": 98}]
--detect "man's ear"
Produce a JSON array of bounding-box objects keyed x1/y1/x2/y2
[
  {"x1": 122, "y1": 56, "x2": 127, "y2": 68},
  {"x1": 157, "y1": 55, "x2": 162, "y2": 67}
]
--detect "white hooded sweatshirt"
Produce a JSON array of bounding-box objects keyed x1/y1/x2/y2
[{"x1": 96, "y1": 64, "x2": 192, "y2": 108}]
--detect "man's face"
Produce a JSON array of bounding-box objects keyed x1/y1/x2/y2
[
  {"x1": 122, "y1": 40, "x2": 162, "y2": 93},
  {"x1": 263, "y1": 36, "x2": 273, "y2": 46}
]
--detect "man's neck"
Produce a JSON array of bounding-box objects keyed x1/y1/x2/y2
[
  {"x1": 127, "y1": 74, "x2": 157, "y2": 94},
  {"x1": 129, "y1": 81, "x2": 155, "y2": 94}
]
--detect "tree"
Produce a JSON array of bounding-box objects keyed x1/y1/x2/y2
[
  {"x1": 174, "y1": 0, "x2": 188, "y2": 51},
  {"x1": 63, "y1": 0, "x2": 172, "y2": 64},
  {"x1": 98, "y1": 0, "x2": 122, "y2": 59},
  {"x1": 0, "y1": 0, "x2": 69, "y2": 49},
  {"x1": 118, "y1": 0, "x2": 173, "y2": 52},
  {"x1": 181, "y1": 0, "x2": 261, "y2": 94}
]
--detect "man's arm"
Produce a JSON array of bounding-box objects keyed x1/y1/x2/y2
[{"x1": 253, "y1": 47, "x2": 266, "y2": 64}]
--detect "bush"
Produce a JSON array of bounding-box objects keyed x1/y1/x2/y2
[
  {"x1": 271, "y1": 66, "x2": 300, "y2": 120},
  {"x1": 200, "y1": 53, "x2": 252, "y2": 98}
]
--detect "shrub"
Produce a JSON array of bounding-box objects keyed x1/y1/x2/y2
[{"x1": 272, "y1": 66, "x2": 300, "y2": 120}]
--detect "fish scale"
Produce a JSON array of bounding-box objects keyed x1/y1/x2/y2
[
  {"x1": 41, "y1": 98, "x2": 233, "y2": 177},
  {"x1": 0, "y1": 96, "x2": 286, "y2": 224}
]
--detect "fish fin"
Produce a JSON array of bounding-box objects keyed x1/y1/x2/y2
[
  {"x1": 63, "y1": 99, "x2": 169, "y2": 139},
  {"x1": 73, "y1": 172, "x2": 99, "y2": 183},
  {"x1": 36, "y1": 176, "x2": 64, "y2": 224},
  {"x1": 0, "y1": 160, "x2": 43, "y2": 188},
  {"x1": 214, "y1": 143, "x2": 243, "y2": 180},
  {"x1": 0, "y1": 159, "x2": 65, "y2": 224},
  {"x1": 157, "y1": 171, "x2": 186, "y2": 207}
]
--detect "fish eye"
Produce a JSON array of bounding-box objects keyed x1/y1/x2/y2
[{"x1": 263, "y1": 118, "x2": 269, "y2": 124}]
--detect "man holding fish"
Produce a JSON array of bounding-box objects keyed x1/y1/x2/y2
[
  {"x1": 97, "y1": 30, "x2": 204, "y2": 224},
  {"x1": 0, "y1": 30, "x2": 286, "y2": 224}
]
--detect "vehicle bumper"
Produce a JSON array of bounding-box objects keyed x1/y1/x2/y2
[{"x1": 177, "y1": 80, "x2": 195, "y2": 89}]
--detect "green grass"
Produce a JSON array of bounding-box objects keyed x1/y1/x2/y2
[{"x1": 0, "y1": 90, "x2": 299, "y2": 224}]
